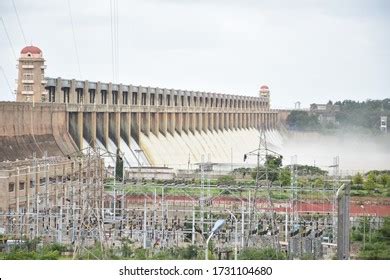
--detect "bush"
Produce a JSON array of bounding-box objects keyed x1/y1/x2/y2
[
  {"x1": 238, "y1": 248, "x2": 287, "y2": 260},
  {"x1": 217, "y1": 175, "x2": 235, "y2": 185},
  {"x1": 356, "y1": 217, "x2": 390, "y2": 259}
]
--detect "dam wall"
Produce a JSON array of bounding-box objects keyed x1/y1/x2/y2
[
  {"x1": 0, "y1": 102, "x2": 78, "y2": 161},
  {"x1": 1, "y1": 78, "x2": 282, "y2": 169},
  {"x1": 45, "y1": 78, "x2": 281, "y2": 168},
  {"x1": 65, "y1": 102, "x2": 281, "y2": 168}
]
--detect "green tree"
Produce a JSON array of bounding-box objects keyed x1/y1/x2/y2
[
  {"x1": 286, "y1": 111, "x2": 320, "y2": 131},
  {"x1": 279, "y1": 168, "x2": 291, "y2": 186},
  {"x1": 364, "y1": 172, "x2": 377, "y2": 190},
  {"x1": 297, "y1": 177, "x2": 309, "y2": 188},
  {"x1": 265, "y1": 155, "x2": 283, "y2": 182},
  {"x1": 352, "y1": 173, "x2": 364, "y2": 185},
  {"x1": 378, "y1": 174, "x2": 390, "y2": 188},
  {"x1": 115, "y1": 149, "x2": 124, "y2": 182},
  {"x1": 313, "y1": 177, "x2": 325, "y2": 188},
  {"x1": 251, "y1": 155, "x2": 283, "y2": 183}
]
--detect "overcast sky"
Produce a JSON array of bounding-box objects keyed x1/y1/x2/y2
[{"x1": 0, "y1": 0, "x2": 389, "y2": 108}]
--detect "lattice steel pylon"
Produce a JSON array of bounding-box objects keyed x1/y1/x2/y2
[
  {"x1": 72, "y1": 147, "x2": 107, "y2": 259},
  {"x1": 244, "y1": 129, "x2": 282, "y2": 252}
]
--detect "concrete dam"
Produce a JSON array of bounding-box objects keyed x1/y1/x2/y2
[
  {"x1": 0, "y1": 102, "x2": 77, "y2": 162},
  {"x1": 49, "y1": 78, "x2": 281, "y2": 169},
  {"x1": 1, "y1": 45, "x2": 282, "y2": 169},
  {"x1": 0, "y1": 96, "x2": 282, "y2": 169}
]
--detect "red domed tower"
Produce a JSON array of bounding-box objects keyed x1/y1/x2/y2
[
  {"x1": 16, "y1": 45, "x2": 47, "y2": 102},
  {"x1": 259, "y1": 84, "x2": 270, "y2": 109},
  {"x1": 259, "y1": 85, "x2": 270, "y2": 97}
]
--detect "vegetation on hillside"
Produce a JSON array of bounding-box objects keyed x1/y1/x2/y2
[
  {"x1": 335, "y1": 99, "x2": 390, "y2": 132},
  {"x1": 286, "y1": 98, "x2": 390, "y2": 132},
  {"x1": 351, "y1": 171, "x2": 390, "y2": 197},
  {"x1": 286, "y1": 111, "x2": 320, "y2": 130},
  {"x1": 352, "y1": 217, "x2": 390, "y2": 260}
]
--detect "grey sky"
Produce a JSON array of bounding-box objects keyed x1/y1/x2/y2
[{"x1": 0, "y1": 0, "x2": 389, "y2": 108}]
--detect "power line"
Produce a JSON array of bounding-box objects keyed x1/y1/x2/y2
[
  {"x1": 67, "y1": 0, "x2": 82, "y2": 79},
  {"x1": 0, "y1": 16, "x2": 16, "y2": 60},
  {"x1": 0, "y1": 65, "x2": 14, "y2": 95},
  {"x1": 11, "y1": 0, "x2": 27, "y2": 45},
  {"x1": 115, "y1": 0, "x2": 119, "y2": 82},
  {"x1": 110, "y1": 0, "x2": 120, "y2": 83},
  {"x1": 110, "y1": 0, "x2": 116, "y2": 82}
]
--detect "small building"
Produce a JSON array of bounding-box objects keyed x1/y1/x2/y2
[
  {"x1": 380, "y1": 116, "x2": 388, "y2": 133},
  {"x1": 310, "y1": 103, "x2": 340, "y2": 125}
]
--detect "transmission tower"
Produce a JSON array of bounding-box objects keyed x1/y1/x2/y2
[
  {"x1": 72, "y1": 147, "x2": 107, "y2": 259},
  {"x1": 244, "y1": 129, "x2": 282, "y2": 252}
]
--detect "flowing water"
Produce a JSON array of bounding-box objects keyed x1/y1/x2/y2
[
  {"x1": 86, "y1": 129, "x2": 389, "y2": 172},
  {"x1": 139, "y1": 128, "x2": 284, "y2": 169}
]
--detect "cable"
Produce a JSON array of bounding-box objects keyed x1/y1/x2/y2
[
  {"x1": 0, "y1": 17, "x2": 16, "y2": 60},
  {"x1": 110, "y1": 0, "x2": 115, "y2": 82},
  {"x1": 115, "y1": 0, "x2": 119, "y2": 82},
  {"x1": 11, "y1": 0, "x2": 27, "y2": 45},
  {"x1": 67, "y1": 0, "x2": 82, "y2": 79},
  {"x1": 0, "y1": 65, "x2": 14, "y2": 95},
  {"x1": 110, "y1": 0, "x2": 120, "y2": 83}
]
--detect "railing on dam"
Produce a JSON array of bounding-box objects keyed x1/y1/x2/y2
[
  {"x1": 65, "y1": 103, "x2": 279, "y2": 114},
  {"x1": 44, "y1": 77, "x2": 271, "y2": 112}
]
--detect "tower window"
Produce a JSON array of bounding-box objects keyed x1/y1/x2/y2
[
  {"x1": 48, "y1": 87, "x2": 55, "y2": 102},
  {"x1": 132, "y1": 92, "x2": 137, "y2": 105},
  {"x1": 63, "y1": 88, "x2": 70, "y2": 103},
  {"x1": 166, "y1": 95, "x2": 171, "y2": 106},
  {"x1": 76, "y1": 89, "x2": 84, "y2": 104},
  {"x1": 101, "y1": 90, "x2": 107, "y2": 104},
  {"x1": 23, "y1": 73, "x2": 34, "y2": 80},
  {"x1": 89, "y1": 89, "x2": 96, "y2": 104},
  {"x1": 150, "y1": 94, "x2": 155, "y2": 106},
  {"x1": 112, "y1": 91, "x2": 118, "y2": 105},
  {"x1": 122, "y1": 91, "x2": 128, "y2": 105},
  {"x1": 8, "y1": 183, "x2": 15, "y2": 192},
  {"x1": 23, "y1": 85, "x2": 33, "y2": 91}
]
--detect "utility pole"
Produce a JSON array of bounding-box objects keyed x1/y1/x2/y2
[
  {"x1": 337, "y1": 184, "x2": 350, "y2": 260},
  {"x1": 143, "y1": 198, "x2": 147, "y2": 249}
]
